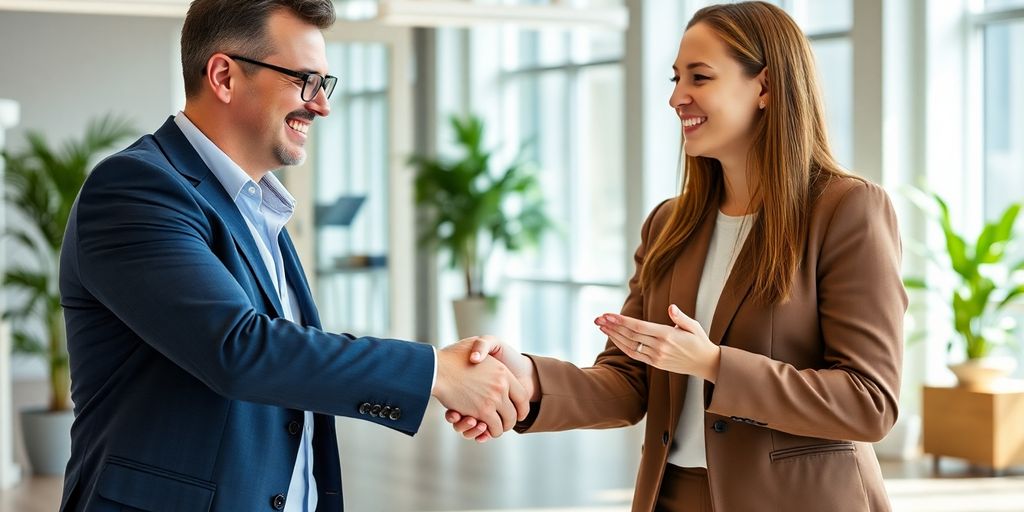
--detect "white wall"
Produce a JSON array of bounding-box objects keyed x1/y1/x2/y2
[
  {"x1": 0, "y1": 11, "x2": 185, "y2": 379},
  {"x1": 0, "y1": 11, "x2": 184, "y2": 148}
]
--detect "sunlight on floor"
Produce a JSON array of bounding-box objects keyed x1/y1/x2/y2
[{"x1": 887, "y1": 477, "x2": 1024, "y2": 512}]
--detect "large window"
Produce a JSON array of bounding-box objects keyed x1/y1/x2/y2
[
  {"x1": 981, "y1": 15, "x2": 1024, "y2": 220},
  {"x1": 434, "y1": 4, "x2": 627, "y2": 364},
  {"x1": 976, "y1": 3, "x2": 1024, "y2": 371},
  {"x1": 781, "y1": 0, "x2": 854, "y2": 168},
  {"x1": 499, "y1": 27, "x2": 626, "y2": 364},
  {"x1": 314, "y1": 42, "x2": 391, "y2": 335}
]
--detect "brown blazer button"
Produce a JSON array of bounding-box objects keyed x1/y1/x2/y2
[
  {"x1": 712, "y1": 420, "x2": 729, "y2": 433},
  {"x1": 662, "y1": 431, "x2": 670, "y2": 445},
  {"x1": 271, "y1": 493, "x2": 286, "y2": 510}
]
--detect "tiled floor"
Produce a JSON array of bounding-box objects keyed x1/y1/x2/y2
[{"x1": 3, "y1": 402, "x2": 1024, "y2": 511}]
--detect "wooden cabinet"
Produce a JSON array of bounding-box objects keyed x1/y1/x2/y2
[{"x1": 922, "y1": 383, "x2": 1024, "y2": 474}]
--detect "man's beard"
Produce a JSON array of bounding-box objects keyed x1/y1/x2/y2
[{"x1": 274, "y1": 143, "x2": 305, "y2": 167}]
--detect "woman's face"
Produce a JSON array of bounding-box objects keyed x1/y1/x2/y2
[{"x1": 669, "y1": 22, "x2": 765, "y2": 162}]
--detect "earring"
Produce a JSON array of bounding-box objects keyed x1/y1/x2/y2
[{"x1": 759, "y1": 100, "x2": 766, "y2": 109}]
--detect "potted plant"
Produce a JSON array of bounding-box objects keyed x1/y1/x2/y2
[
  {"x1": 410, "y1": 114, "x2": 551, "y2": 339},
  {"x1": 2, "y1": 115, "x2": 134, "y2": 474},
  {"x1": 903, "y1": 188, "x2": 1024, "y2": 390}
]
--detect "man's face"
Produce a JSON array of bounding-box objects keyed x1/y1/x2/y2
[{"x1": 235, "y1": 10, "x2": 331, "y2": 172}]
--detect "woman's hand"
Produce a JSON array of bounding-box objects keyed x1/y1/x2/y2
[{"x1": 596, "y1": 304, "x2": 722, "y2": 382}]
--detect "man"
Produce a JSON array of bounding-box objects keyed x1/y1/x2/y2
[{"x1": 58, "y1": 1, "x2": 527, "y2": 510}]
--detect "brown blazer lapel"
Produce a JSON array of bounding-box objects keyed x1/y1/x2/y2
[{"x1": 665, "y1": 209, "x2": 716, "y2": 428}]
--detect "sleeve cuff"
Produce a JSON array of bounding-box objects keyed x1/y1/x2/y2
[{"x1": 430, "y1": 345, "x2": 438, "y2": 394}]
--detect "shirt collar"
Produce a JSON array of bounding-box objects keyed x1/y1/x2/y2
[
  {"x1": 173, "y1": 112, "x2": 253, "y2": 202},
  {"x1": 259, "y1": 171, "x2": 296, "y2": 215}
]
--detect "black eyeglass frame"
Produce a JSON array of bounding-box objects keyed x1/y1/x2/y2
[{"x1": 228, "y1": 54, "x2": 338, "y2": 102}]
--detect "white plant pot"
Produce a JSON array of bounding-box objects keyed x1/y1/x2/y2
[
  {"x1": 948, "y1": 356, "x2": 1018, "y2": 391},
  {"x1": 20, "y1": 408, "x2": 73, "y2": 475},
  {"x1": 452, "y1": 296, "x2": 501, "y2": 340}
]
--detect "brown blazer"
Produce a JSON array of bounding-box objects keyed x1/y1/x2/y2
[{"x1": 519, "y1": 177, "x2": 907, "y2": 512}]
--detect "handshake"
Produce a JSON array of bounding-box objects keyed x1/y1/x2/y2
[{"x1": 430, "y1": 336, "x2": 538, "y2": 442}]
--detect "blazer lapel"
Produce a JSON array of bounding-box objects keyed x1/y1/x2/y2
[
  {"x1": 706, "y1": 223, "x2": 757, "y2": 347},
  {"x1": 280, "y1": 229, "x2": 321, "y2": 329},
  {"x1": 152, "y1": 118, "x2": 286, "y2": 318},
  {"x1": 664, "y1": 210, "x2": 717, "y2": 431}
]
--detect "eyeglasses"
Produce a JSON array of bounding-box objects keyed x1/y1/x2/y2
[{"x1": 228, "y1": 55, "x2": 338, "y2": 102}]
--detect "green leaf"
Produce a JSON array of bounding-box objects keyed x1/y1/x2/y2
[
  {"x1": 932, "y1": 193, "x2": 974, "y2": 279},
  {"x1": 997, "y1": 284, "x2": 1024, "y2": 310},
  {"x1": 4, "y1": 269, "x2": 49, "y2": 294},
  {"x1": 11, "y1": 331, "x2": 45, "y2": 356},
  {"x1": 903, "y1": 277, "x2": 928, "y2": 290},
  {"x1": 978, "y1": 203, "x2": 1020, "y2": 263},
  {"x1": 952, "y1": 290, "x2": 971, "y2": 345}
]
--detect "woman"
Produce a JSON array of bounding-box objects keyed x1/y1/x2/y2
[{"x1": 447, "y1": 2, "x2": 906, "y2": 511}]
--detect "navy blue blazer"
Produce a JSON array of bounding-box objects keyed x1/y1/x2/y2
[{"x1": 58, "y1": 118, "x2": 435, "y2": 511}]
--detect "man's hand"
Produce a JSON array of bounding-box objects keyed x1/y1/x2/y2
[
  {"x1": 431, "y1": 337, "x2": 530, "y2": 438},
  {"x1": 443, "y1": 336, "x2": 539, "y2": 442}
]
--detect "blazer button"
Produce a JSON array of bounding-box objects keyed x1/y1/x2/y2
[
  {"x1": 371, "y1": 404, "x2": 383, "y2": 417},
  {"x1": 389, "y1": 408, "x2": 402, "y2": 421},
  {"x1": 712, "y1": 420, "x2": 729, "y2": 433},
  {"x1": 380, "y1": 406, "x2": 392, "y2": 418},
  {"x1": 271, "y1": 493, "x2": 286, "y2": 510},
  {"x1": 662, "y1": 431, "x2": 670, "y2": 445},
  {"x1": 358, "y1": 402, "x2": 371, "y2": 415},
  {"x1": 287, "y1": 420, "x2": 301, "y2": 436}
]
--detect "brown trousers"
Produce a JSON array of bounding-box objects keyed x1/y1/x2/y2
[{"x1": 655, "y1": 464, "x2": 713, "y2": 512}]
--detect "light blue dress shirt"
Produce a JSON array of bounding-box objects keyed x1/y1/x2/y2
[{"x1": 174, "y1": 113, "x2": 317, "y2": 512}]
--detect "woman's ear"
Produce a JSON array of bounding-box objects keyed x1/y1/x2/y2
[
  {"x1": 205, "y1": 53, "x2": 236, "y2": 104},
  {"x1": 756, "y1": 67, "x2": 769, "y2": 110}
]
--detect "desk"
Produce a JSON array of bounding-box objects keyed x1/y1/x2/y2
[{"x1": 922, "y1": 383, "x2": 1024, "y2": 475}]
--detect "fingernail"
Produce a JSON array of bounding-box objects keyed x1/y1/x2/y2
[
  {"x1": 471, "y1": 351, "x2": 481, "y2": 362},
  {"x1": 671, "y1": 304, "x2": 682, "y2": 315},
  {"x1": 605, "y1": 315, "x2": 618, "y2": 324}
]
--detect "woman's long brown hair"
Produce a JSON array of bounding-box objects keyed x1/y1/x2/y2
[{"x1": 640, "y1": 1, "x2": 857, "y2": 305}]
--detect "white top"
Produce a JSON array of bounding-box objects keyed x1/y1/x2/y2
[{"x1": 667, "y1": 210, "x2": 754, "y2": 468}]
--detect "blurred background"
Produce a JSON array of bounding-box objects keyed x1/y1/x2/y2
[{"x1": 1, "y1": 0, "x2": 1023, "y2": 510}]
